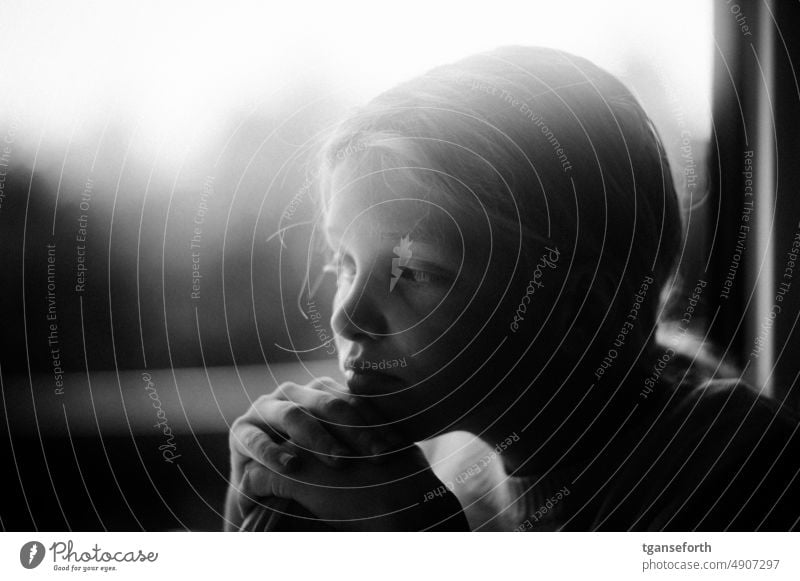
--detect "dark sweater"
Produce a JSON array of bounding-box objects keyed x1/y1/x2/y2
[
  {"x1": 554, "y1": 378, "x2": 800, "y2": 530},
  {"x1": 424, "y1": 378, "x2": 800, "y2": 531}
]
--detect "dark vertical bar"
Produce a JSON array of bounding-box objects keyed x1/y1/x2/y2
[
  {"x1": 769, "y1": 1, "x2": 800, "y2": 406},
  {"x1": 707, "y1": 0, "x2": 756, "y2": 373}
]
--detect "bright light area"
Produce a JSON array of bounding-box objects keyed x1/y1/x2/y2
[{"x1": 0, "y1": 0, "x2": 712, "y2": 164}]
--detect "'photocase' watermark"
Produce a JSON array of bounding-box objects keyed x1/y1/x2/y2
[
  {"x1": 142, "y1": 372, "x2": 181, "y2": 464},
  {"x1": 510, "y1": 246, "x2": 560, "y2": 333}
]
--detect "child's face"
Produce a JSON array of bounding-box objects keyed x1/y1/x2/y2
[{"x1": 324, "y1": 165, "x2": 516, "y2": 441}]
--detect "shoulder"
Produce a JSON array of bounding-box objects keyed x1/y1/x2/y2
[
  {"x1": 593, "y1": 378, "x2": 800, "y2": 531},
  {"x1": 661, "y1": 377, "x2": 799, "y2": 435},
  {"x1": 654, "y1": 378, "x2": 800, "y2": 460}
]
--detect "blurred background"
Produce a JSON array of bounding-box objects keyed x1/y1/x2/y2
[{"x1": 1, "y1": 0, "x2": 798, "y2": 531}]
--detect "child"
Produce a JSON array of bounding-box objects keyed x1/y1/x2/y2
[{"x1": 225, "y1": 46, "x2": 800, "y2": 531}]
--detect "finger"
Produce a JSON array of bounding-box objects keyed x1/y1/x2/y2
[
  {"x1": 272, "y1": 381, "x2": 374, "y2": 453},
  {"x1": 266, "y1": 401, "x2": 350, "y2": 466},
  {"x1": 269, "y1": 382, "x2": 301, "y2": 403},
  {"x1": 313, "y1": 377, "x2": 406, "y2": 450},
  {"x1": 306, "y1": 376, "x2": 349, "y2": 397},
  {"x1": 286, "y1": 378, "x2": 392, "y2": 458},
  {"x1": 235, "y1": 464, "x2": 257, "y2": 519},
  {"x1": 236, "y1": 463, "x2": 277, "y2": 519},
  {"x1": 342, "y1": 392, "x2": 408, "y2": 450},
  {"x1": 237, "y1": 461, "x2": 299, "y2": 521},
  {"x1": 245, "y1": 462, "x2": 294, "y2": 501},
  {"x1": 230, "y1": 422, "x2": 299, "y2": 475}
]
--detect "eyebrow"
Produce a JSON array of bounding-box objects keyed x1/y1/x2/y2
[
  {"x1": 379, "y1": 231, "x2": 439, "y2": 244},
  {"x1": 404, "y1": 257, "x2": 459, "y2": 278},
  {"x1": 325, "y1": 230, "x2": 462, "y2": 278}
]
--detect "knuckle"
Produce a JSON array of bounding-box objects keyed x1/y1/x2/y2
[
  {"x1": 241, "y1": 428, "x2": 265, "y2": 453},
  {"x1": 246, "y1": 397, "x2": 272, "y2": 423},
  {"x1": 230, "y1": 414, "x2": 248, "y2": 433},
  {"x1": 253, "y1": 393, "x2": 273, "y2": 408},
  {"x1": 273, "y1": 382, "x2": 296, "y2": 400},
  {"x1": 308, "y1": 376, "x2": 334, "y2": 391},
  {"x1": 310, "y1": 376, "x2": 345, "y2": 396},
  {"x1": 282, "y1": 403, "x2": 309, "y2": 425},
  {"x1": 229, "y1": 418, "x2": 251, "y2": 450},
  {"x1": 320, "y1": 396, "x2": 350, "y2": 419}
]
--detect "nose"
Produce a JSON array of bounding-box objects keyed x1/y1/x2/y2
[{"x1": 331, "y1": 264, "x2": 388, "y2": 343}]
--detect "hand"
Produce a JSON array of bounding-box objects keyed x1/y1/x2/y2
[
  {"x1": 225, "y1": 376, "x2": 409, "y2": 530},
  {"x1": 236, "y1": 443, "x2": 469, "y2": 531}
]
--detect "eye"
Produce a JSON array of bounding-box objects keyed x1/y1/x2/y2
[
  {"x1": 400, "y1": 266, "x2": 449, "y2": 287},
  {"x1": 400, "y1": 267, "x2": 429, "y2": 284}
]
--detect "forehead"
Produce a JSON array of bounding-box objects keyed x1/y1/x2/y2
[{"x1": 323, "y1": 164, "x2": 465, "y2": 249}]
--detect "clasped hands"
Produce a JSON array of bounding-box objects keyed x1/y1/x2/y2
[{"x1": 224, "y1": 377, "x2": 468, "y2": 531}]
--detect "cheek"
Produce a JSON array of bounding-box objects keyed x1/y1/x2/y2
[
  {"x1": 433, "y1": 286, "x2": 490, "y2": 338},
  {"x1": 382, "y1": 288, "x2": 480, "y2": 357}
]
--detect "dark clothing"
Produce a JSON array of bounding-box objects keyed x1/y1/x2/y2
[{"x1": 562, "y1": 379, "x2": 800, "y2": 530}]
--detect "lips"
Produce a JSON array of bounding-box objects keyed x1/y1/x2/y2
[
  {"x1": 343, "y1": 358, "x2": 391, "y2": 373},
  {"x1": 343, "y1": 362, "x2": 400, "y2": 393}
]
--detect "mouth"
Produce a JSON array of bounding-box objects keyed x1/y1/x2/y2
[{"x1": 343, "y1": 362, "x2": 402, "y2": 393}]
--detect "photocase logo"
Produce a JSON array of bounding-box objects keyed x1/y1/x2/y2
[
  {"x1": 19, "y1": 541, "x2": 45, "y2": 569},
  {"x1": 390, "y1": 234, "x2": 413, "y2": 293}
]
